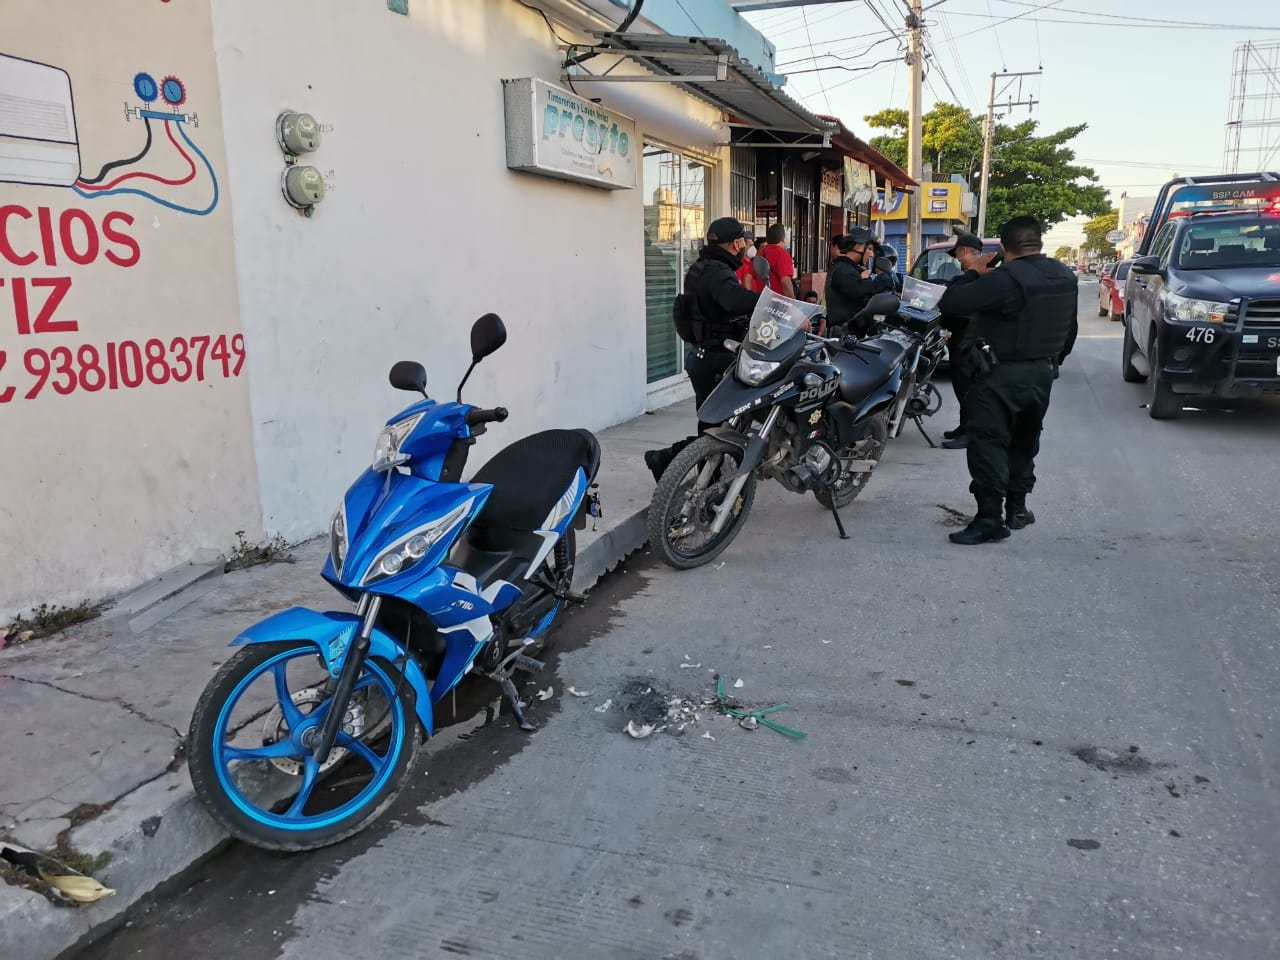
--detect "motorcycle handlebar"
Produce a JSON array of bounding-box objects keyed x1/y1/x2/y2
[{"x1": 465, "y1": 406, "x2": 509, "y2": 427}]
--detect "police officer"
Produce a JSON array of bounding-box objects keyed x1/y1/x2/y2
[
  {"x1": 645, "y1": 216, "x2": 760, "y2": 481},
  {"x1": 825, "y1": 228, "x2": 897, "y2": 338},
  {"x1": 939, "y1": 233, "x2": 990, "y2": 450},
  {"x1": 935, "y1": 216, "x2": 1078, "y2": 545}
]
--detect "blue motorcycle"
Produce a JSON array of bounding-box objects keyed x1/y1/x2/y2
[{"x1": 188, "y1": 314, "x2": 601, "y2": 850}]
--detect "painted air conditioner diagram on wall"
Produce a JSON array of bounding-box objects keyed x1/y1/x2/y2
[
  {"x1": 0, "y1": 52, "x2": 218, "y2": 216},
  {"x1": 0, "y1": 54, "x2": 79, "y2": 186}
]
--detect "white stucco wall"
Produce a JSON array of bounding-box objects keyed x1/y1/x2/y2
[
  {"x1": 0, "y1": 1, "x2": 261, "y2": 617},
  {"x1": 210, "y1": 0, "x2": 723, "y2": 544}
]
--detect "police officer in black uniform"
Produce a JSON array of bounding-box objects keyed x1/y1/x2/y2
[
  {"x1": 825, "y1": 228, "x2": 897, "y2": 337},
  {"x1": 645, "y1": 216, "x2": 761, "y2": 481},
  {"x1": 939, "y1": 233, "x2": 990, "y2": 450},
  {"x1": 935, "y1": 216, "x2": 1078, "y2": 545}
]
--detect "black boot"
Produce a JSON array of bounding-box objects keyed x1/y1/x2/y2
[
  {"x1": 1005, "y1": 497, "x2": 1036, "y2": 530},
  {"x1": 942, "y1": 426, "x2": 965, "y2": 440},
  {"x1": 940, "y1": 430, "x2": 968, "y2": 449},
  {"x1": 949, "y1": 515, "x2": 1011, "y2": 545},
  {"x1": 644, "y1": 436, "x2": 698, "y2": 483}
]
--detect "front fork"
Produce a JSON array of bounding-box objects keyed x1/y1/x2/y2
[
  {"x1": 886, "y1": 353, "x2": 921, "y2": 438},
  {"x1": 311, "y1": 594, "x2": 382, "y2": 766},
  {"x1": 708, "y1": 406, "x2": 781, "y2": 535}
]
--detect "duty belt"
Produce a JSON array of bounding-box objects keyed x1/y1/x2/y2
[{"x1": 693, "y1": 346, "x2": 733, "y2": 360}]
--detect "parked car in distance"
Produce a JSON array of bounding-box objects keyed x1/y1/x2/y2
[
  {"x1": 907, "y1": 237, "x2": 1001, "y2": 370},
  {"x1": 908, "y1": 238, "x2": 1002, "y2": 284},
  {"x1": 1098, "y1": 259, "x2": 1131, "y2": 321}
]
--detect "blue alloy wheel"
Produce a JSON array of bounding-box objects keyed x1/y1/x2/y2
[{"x1": 188, "y1": 640, "x2": 422, "y2": 851}]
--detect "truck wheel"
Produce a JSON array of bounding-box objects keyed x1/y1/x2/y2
[
  {"x1": 1147, "y1": 336, "x2": 1182, "y2": 420},
  {"x1": 1121, "y1": 319, "x2": 1146, "y2": 383}
]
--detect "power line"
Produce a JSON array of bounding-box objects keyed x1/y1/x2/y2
[
  {"x1": 776, "y1": 32, "x2": 900, "y2": 69},
  {"x1": 985, "y1": 0, "x2": 1007, "y2": 68},
  {"x1": 995, "y1": 0, "x2": 1280, "y2": 31},
  {"x1": 947, "y1": 0, "x2": 1069, "y2": 42},
  {"x1": 947, "y1": 8, "x2": 1280, "y2": 31},
  {"x1": 801, "y1": 7, "x2": 833, "y2": 114}
]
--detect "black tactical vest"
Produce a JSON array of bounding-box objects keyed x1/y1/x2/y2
[
  {"x1": 691, "y1": 259, "x2": 746, "y2": 347},
  {"x1": 984, "y1": 255, "x2": 1077, "y2": 361}
]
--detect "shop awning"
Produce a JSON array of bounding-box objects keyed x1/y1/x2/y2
[
  {"x1": 566, "y1": 33, "x2": 830, "y2": 136},
  {"x1": 817, "y1": 114, "x2": 917, "y2": 188}
]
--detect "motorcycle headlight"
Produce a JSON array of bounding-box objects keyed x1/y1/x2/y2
[
  {"x1": 362, "y1": 500, "x2": 473, "y2": 586},
  {"x1": 1163, "y1": 291, "x2": 1231, "y2": 324},
  {"x1": 737, "y1": 351, "x2": 782, "y2": 386},
  {"x1": 372, "y1": 413, "x2": 425, "y2": 472},
  {"x1": 329, "y1": 504, "x2": 349, "y2": 576}
]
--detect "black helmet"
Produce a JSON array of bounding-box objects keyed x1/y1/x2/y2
[{"x1": 837, "y1": 228, "x2": 877, "y2": 252}]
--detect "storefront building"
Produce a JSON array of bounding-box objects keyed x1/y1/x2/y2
[
  {"x1": 874, "y1": 177, "x2": 978, "y2": 259},
  {"x1": 0, "y1": 0, "x2": 833, "y2": 616},
  {"x1": 727, "y1": 116, "x2": 915, "y2": 299}
]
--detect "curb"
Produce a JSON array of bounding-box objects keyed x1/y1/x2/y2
[{"x1": 13, "y1": 502, "x2": 653, "y2": 960}]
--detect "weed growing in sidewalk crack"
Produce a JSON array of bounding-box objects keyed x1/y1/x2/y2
[
  {"x1": 2, "y1": 600, "x2": 108, "y2": 646},
  {"x1": 224, "y1": 530, "x2": 296, "y2": 572}
]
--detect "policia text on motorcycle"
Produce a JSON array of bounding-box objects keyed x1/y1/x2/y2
[
  {"x1": 645, "y1": 216, "x2": 761, "y2": 482},
  {"x1": 935, "y1": 216, "x2": 1078, "y2": 546}
]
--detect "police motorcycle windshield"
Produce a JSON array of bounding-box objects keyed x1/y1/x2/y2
[{"x1": 737, "y1": 286, "x2": 825, "y2": 388}]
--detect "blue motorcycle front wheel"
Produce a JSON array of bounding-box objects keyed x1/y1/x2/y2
[{"x1": 188, "y1": 640, "x2": 423, "y2": 851}]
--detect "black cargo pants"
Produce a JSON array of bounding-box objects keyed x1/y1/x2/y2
[
  {"x1": 948, "y1": 331, "x2": 979, "y2": 430},
  {"x1": 964, "y1": 359, "x2": 1055, "y2": 518},
  {"x1": 685, "y1": 346, "x2": 736, "y2": 433}
]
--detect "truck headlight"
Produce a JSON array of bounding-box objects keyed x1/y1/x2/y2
[
  {"x1": 737, "y1": 351, "x2": 781, "y2": 386},
  {"x1": 372, "y1": 413, "x2": 424, "y2": 472},
  {"x1": 1163, "y1": 291, "x2": 1231, "y2": 324}
]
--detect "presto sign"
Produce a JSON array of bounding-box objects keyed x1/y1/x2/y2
[{"x1": 503, "y1": 77, "x2": 637, "y2": 191}]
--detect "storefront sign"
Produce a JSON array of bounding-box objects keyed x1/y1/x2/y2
[
  {"x1": 843, "y1": 157, "x2": 874, "y2": 209},
  {"x1": 820, "y1": 168, "x2": 842, "y2": 207},
  {"x1": 873, "y1": 182, "x2": 973, "y2": 221},
  {"x1": 502, "y1": 77, "x2": 637, "y2": 191}
]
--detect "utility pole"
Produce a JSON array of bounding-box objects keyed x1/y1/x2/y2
[
  {"x1": 906, "y1": 0, "x2": 923, "y2": 270},
  {"x1": 976, "y1": 69, "x2": 1040, "y2": 237}
]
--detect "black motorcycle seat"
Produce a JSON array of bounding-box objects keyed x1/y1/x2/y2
[
  {"x1": 469, "y1": 428, "x2": 600, "y2": 532},
  {"x1": 833, "y1": 339, "x2": 907, "y2": 403}
]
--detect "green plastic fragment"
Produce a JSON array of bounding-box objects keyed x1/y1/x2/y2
[{"x1": 713, "y1": 676, "x2": 805, "y2": 740}]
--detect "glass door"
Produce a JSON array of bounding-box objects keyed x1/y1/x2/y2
[{"x1": 643, "y1": 146, "x2": 708, "y2": 384}]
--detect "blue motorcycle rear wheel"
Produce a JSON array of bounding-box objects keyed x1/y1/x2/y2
[{"x1": 188, "y1": 640, "x2": 423, "y2": 851}]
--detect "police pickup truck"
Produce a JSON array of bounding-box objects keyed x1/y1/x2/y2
[{"x1": 1122, "y1": 172, "x2": 1280, "y2": 418}]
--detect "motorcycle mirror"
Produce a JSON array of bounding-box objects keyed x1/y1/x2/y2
[
  {"x1": 867, "y1": 291, "x2": 900, "y2": 314},
  {"x1": 389, "y1": 360, "x2": 428, "y2": 396},
  {"x1": 470, "y1": 312, "x2": 507, "y2": 363},
  {"x1": 752, "y1": 255, "x2": 771, "y2": 282}
]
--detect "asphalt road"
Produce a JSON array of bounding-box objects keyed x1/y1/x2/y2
[{"x1": 81, "y1": 292, "x2": 1280, "y2": 960}]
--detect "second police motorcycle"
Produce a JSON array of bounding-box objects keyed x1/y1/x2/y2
[{"x1": 647, "y1": 257, "x2": 949, "y2": 569}]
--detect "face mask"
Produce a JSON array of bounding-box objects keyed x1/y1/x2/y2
[{"x1": 745, "y1": 245, "x2": 757, "y2": 259}]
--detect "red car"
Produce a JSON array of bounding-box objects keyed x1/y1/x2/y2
[{"x1": 1097, "y1": 259, "x2": 1132, "y2": 321}]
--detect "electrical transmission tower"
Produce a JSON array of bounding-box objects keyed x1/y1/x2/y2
[{"x1": 1224, "y1": 40, "x2": 1280, "y2": 174}]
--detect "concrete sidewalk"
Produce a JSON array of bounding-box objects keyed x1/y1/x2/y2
[{"x1": 0, "y1": 400, "x2": 693, "y2": 960}]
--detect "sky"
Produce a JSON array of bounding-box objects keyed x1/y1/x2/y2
[{"x1": 742, "y1": 0, "x2": 1280, "y2": 249}]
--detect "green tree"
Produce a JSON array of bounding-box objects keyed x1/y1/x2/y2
[
  {"x1": 1053, "y1": 245, "x2": 1072, "y2": 260},
  {"x1": 1082, "y1": 209, "x2": 1120, "y2": 258},
  {"x1": 864, "y1": 104, "x2": 1111, "y2": 232}
]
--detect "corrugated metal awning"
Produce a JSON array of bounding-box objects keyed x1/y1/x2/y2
[{"x1": 567, "y1": 32, "x2": 830, "y2": 136}]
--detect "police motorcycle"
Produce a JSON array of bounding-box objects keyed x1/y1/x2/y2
[
  {"x1": 187, "y1": 313, "x2": 602, "y2": 851},
  {"x1": 647, "y1": 261, "x2": 948, "y2": 570}
]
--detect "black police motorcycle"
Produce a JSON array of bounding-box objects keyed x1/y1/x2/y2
[{"x1": 647, "y1": 262, "x2": 948, "y2": 570}]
